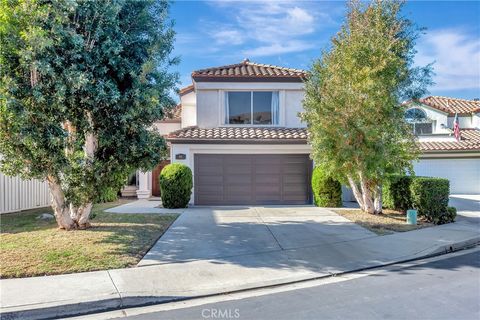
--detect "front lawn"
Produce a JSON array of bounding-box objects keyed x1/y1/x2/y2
[
  {"x1": 333, "y1": 209, "x2": 433, "y2": 235},
  {"x1": 0, "y1": 200, "x2": 178, "y2": 278}
]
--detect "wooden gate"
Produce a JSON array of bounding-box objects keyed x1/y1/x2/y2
[{"x1": 151, "y1": 160, "x2": 170, "y2": 197}]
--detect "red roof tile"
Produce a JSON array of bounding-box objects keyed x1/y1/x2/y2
[
  {"x1": 192, "y1": 59, "x2": 307, "y2": 82},
  {"x1": 417, "y1": 96, "x2": 480, "y2": 115},
  {"x1": 160, "y1": 104, "x2": 181, "y2": 122},
  {"x1": 179, "y1": 84, "x2": 194, "y2": 96},
  {"x1": 419, "y1": 129, "x2": 480, "y2": 152},
  {"x1": 168, "y1": 126, "x2": 480, "y2": 152},
  {"x1": 167, "y1": 126, "x2": 308, "y2": 144}
]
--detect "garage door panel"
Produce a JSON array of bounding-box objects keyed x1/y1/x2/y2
[
  {"x1": 196, "y1": 185, "x2": 224, "y2": 194},
  {"x1": 224, "y1": 175, "x2": 252, "y2": 184},
  {"x1": 284, "y1": 185, "x2": 308, "y2": 193},
  {"x1": 254, "y1": 165, "x2": 281, "y2": 174},
  {"x1": 283, "y1": 175, "x2": 307, "y2": 184},
  {"x1": 225, "y1": 193, "x2": 253, "y2": 203},
  {"x1": 196, "y1": 175, "x2": 223, "y2": 185},
  {"x1": 414, "y1": 159, "x2": 480, "y2": 194},
  {"x1": 225, "y1": 165, "x2": 252, "y2": 175},
  {"x1": 195, "y1": 154, "x2": 312, "y2": 205},
  {"x1": 255, "y1": 157, "x2": 282, "y2": 165},
  {"x1": 255, "y1": 184, "x2": 282, "y2": 194},
  {"x1": 197, "y1": 165, "x2": 223, "y2": 175},
  {"x1": 196, "y1": 156, "x2": 223, "y2": 166},
  {"x1": 255, "y1": 175, "x2": 281, "y2": 184}
]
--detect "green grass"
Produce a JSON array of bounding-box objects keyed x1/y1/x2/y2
[
  {"x1": 333, "y1": 209, "x2": 433, "y2": 235},
  {"x1": 0, "y1": 200, "x2": 178, "y2": 278}
]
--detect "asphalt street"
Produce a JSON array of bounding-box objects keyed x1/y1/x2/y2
[{"x1": 122, "y1": 248, "x2": 480, "y2": 320}]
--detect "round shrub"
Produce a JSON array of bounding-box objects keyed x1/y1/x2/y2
[
  {"x1": 410, "y1": 177, "x2": 452, "y2": 224},
  {"x1": 159, "y1": 163, "x2": 193, "y2": 208},
  {"x1": 383, "y1": 175, "x2": 413, "y2": 212},
  {"x1": 311, "y1": 167, "x2": 342, "y2": 207}
]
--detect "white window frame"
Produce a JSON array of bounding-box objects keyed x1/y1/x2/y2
[
  {"x1": 405, "y1": 107, "x2": 434, "y2": 135},
  {"x1": 223, "y1": 90, "x2": 280, "y2": 127}
]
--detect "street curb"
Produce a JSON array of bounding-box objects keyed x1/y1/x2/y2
[{"x1": 2, "y1": 235, "x2": 479, "y2": 320}]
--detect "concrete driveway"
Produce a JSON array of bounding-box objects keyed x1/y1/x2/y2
[
  {"x1": 139, "y1": 206, "x2": 377, "y2": 266},
  {"x1": 449, "y1": 194, "x2": 480, "y2": 225}
]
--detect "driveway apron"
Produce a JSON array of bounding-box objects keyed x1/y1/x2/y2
[{"x1": 139, "y1": 206, "x2": 377, "y2": 266}]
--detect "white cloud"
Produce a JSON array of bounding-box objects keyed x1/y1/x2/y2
[
  {"x1": 210, "y1": 29, "x2": 245, "y2": 45},
  {"x1": 242, "y1": 40, "x2": 315, "y2": 57},
  {"x1": 204, "y1": 1, "x2": 332, "y2": 57},
  {"x1": 416, "y1": 29, "x2": 480, "y2": 91}
]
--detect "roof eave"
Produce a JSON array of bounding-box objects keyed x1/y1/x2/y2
[
  {"x1": 166, "y1": 138, "x2": 308, "y2": 144},
  {"x1": 191, "y1": 76, "x2": 305, "y2": 83}
]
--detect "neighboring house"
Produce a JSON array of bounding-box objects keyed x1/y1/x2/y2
[
  {"x1": 135, "y1": 60, "x2": 480, "y2": 204},
  {"x1": 405, "y1": 96, "x2": 480, "y2": 194}
]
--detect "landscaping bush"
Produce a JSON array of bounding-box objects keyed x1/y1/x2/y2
[
  {"x1": 383, "y1": 175, "x2": 413, "y2": 212},
  {"x1": 410, "y1": 177, "x2": 453, "y2": 224},
  {"x1": 443, "y1": 206, "x2": 457, "y2": 224},
  {"x1": 95, "y1": 187, "x2": 119, "y2": 203},
  {"x1": 159, "y1": 163, "x2": 193, "y2": 208},
  {"x1": 311, "y1": 167, "x2": 342, "y2": 207}
]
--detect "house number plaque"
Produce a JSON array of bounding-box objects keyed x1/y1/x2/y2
[{"x1": 175, "y1": 153, "x2": 186, "y2": 160}]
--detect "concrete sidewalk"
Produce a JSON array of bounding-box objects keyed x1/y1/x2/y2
[{"x1": 1, "y1": 220, "x2": 478, "y2": 320}]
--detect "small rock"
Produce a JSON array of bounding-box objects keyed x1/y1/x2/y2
[{"x1": 37, "y1": 213, "x2": 54, "y2": 220}]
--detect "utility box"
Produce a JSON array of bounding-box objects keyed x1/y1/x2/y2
[{"x1": 407, "y1": 209, "x2": 417, "y2": 225}]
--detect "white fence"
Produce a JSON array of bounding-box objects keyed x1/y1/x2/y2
[{"x1": 0, "y1": 173, "x2": 51, "y2": 214}]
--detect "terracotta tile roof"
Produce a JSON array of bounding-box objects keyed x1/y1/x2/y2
[
  {"x1": 192, "y1": 59, "x2": 307, "y2": 82},
  {"x1": 168, "y1": 126, "x2": 480, "y2": 152},
  {"x1": 179, "y1": 84, "x2": 194, "y2": 96},
  {"x1": 417, "y1": 96, "x2": 480, "y2": 115},
  {"x1": 160, "y1": 104, "x2": 181, "y2": 123},
  {"x1": 167, "y1": 126, "x2": 308, "y2": 144},
  {"x1": 419, "y1": 129, "x2": 480, "y2": 152}
]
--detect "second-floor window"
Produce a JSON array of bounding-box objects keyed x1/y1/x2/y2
[
  {"x1": 225, "y1": 91, "x2": 279, "y2": 125},
  {"x1": 405, "y1": 108, "x2": 433, "y2": 135}
]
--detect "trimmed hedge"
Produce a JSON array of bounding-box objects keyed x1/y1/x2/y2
[
  {"x1": 311, "y1": 167, "x2": 342, "y2": 207},
  {"x1": 383, "y1": 175, "x2": 413, "y2": 212},
  {"x1": 410, "y1": 177, "x2": 452, "y2": 224},
  {"x1": 383, "y1": 175, "x2": 455, "y2": 224},
  {"x1": 160, "y1": 163, "x2": 193, "y2": 209}
]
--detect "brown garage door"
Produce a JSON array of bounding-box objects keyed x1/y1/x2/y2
[{"x1": 194, "y1": 154, "x2": 312, "y2": 205}]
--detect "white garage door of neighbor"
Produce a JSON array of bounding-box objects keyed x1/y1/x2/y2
[{"x1": 414, "y1": 158, "x2": 480, "y2": 194}]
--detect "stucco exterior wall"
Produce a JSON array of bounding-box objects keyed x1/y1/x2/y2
[
  {"x1": 196, "y1": 89, "x2": 220, "y2": 128},
  {"x1": 447, "y1": 113, "x2": 478, "y2": 129},
  {"x1": 474, "y1": 114, "x2": 480, "y2": 129},
  {"x1": 194, "y1": 81, "x2": 306, "y2": 129},
  {"x1": 180, "y1": 90, "x2": 197, "y2": 128},
  {"x1": 285, "y1": 90, "x2": 306, "y2": 128},
  {"x1": 152, "y1": 122, "x2": 181, "y2": 136}
]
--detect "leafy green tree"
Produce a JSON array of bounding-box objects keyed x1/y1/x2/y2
[
  {"x1": 302, "y1": 0, "x2": 432, "y2": 214},
  {"x1": 0, "y1": 0, "x2": 178, "y2": 229}
]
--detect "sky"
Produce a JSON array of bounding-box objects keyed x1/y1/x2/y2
[{"x1": 169, "y1": 0, "x2": 480, "y2": 99}]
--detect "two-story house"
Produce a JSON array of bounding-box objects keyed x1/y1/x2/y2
[{"x1": 134, "y1": 60, "x2": 480, "y2": 204}]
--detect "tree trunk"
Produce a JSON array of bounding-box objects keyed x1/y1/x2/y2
[
  {"x1": 46, "y1": 176, "x2": 77, "y2": 230},
  {"x1": 358, "y1": 171, "x2": 375, "y2": 214},
  {"x1": 347, "y1": 174, "x2": 365, "y2": 210},
  {"x1": 72, "y1": 203, "x2": 93, "y2": 229},
  {"x1": 47, "y1": 176, "x2": 94, "y2": 230},
  {"x1": 374, "y1": 184, "x2": 383, "y2": 214},
  {"x1": 46, "y1": 114, "x2": 97, "y2": 230}
]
